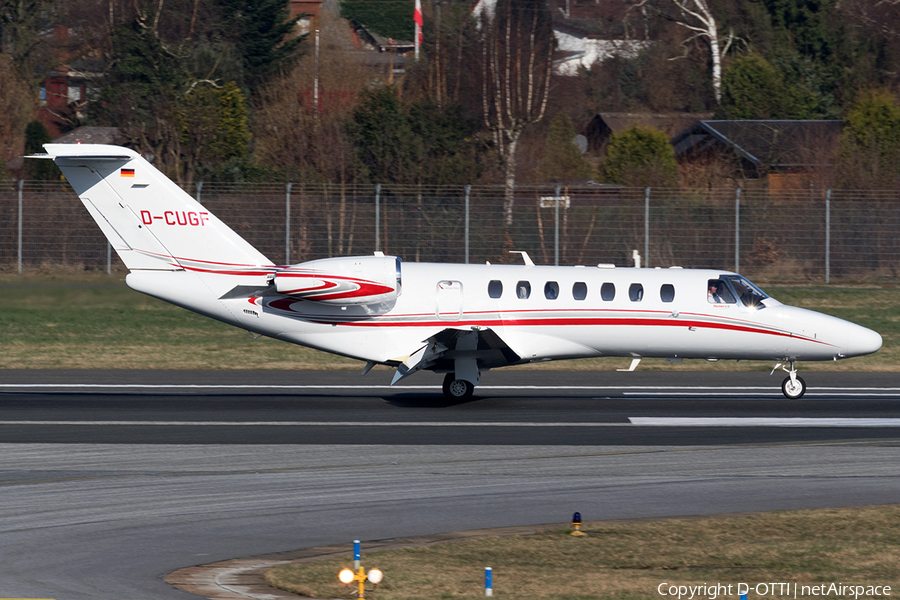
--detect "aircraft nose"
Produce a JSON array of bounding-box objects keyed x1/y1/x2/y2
[{"x1": 844, "y1": 323, "x2": 882, "y2": 358}]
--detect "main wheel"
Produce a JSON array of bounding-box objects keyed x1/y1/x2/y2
[
  {"x1": 442, "y1": 373, "x2": 474, "y2": 400},
  {"x1": 781, "y1": 375, "x2": 807, "y2": 399}
]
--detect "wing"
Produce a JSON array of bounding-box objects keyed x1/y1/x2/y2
[{"x1": 390, "y1": 327, "x2": 521, "y2": 385}]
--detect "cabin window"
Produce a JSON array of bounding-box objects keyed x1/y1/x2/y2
[
  {"x1": 707, "y1": 279, "x2": 736, "y2": 304},
  {"x1": 488, "y1": 280, "x2": 503, "y2": 299},
  {"x1": 516, "y1": 281, "x2": 531, "y2": 299},
  {"x1": 601, "y1": 282, "x2": 616, "y2": 301},
  {"x1": 660, "y1": 284, "x2": 675, "y2": 303},
  {"x1": 544, "y1": 281, "x2": 559, "y2": 300},
  {"x1": 629, "y1": 283, "x2": 644, "y2": 302},
  {"x1": 572, "y1": 282, "x2": 587, "y2": 301}
]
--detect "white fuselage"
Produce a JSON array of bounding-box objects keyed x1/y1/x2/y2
[
  {"x1": 125, "y1": 262, "x2": 882, "y2": 368},
  {"x1": 42, "y1": 143, "x2": 882, "y2": 397}
]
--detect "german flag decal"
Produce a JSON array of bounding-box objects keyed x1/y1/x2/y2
[{"x1": 121, "y1": 168, "x2": 135, "y2": 177}]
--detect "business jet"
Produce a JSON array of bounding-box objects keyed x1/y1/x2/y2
[{"x1": 39, "y1": 144, "x2": 882, "y2": 400}]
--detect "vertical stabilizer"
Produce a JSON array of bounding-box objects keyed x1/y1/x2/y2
[{"x1": 44, "y1": 144, "x2": 273, "y2": 272}]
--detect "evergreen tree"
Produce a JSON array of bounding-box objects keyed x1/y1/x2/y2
[
  {"x1": 407, "y1": 102, "x2": 479, "y2": 185},
  {"x1": 719, "y1": 52, "x2": 818, "y2": 119},
  {"x1": 95, "y1": 19, "x2": 186, "y2": 178},
  {"x1": 347, "y1": 86, "x2": 414, "y2": 184},
  {"x1": 347, "y1": 86, "x2": 479, "y2": 185},
  {"x1": 179, "y1": 81, "x2": 252, "y2": 184},
  {"x1": 836, "y1": 90, "x2": 900, "y2": 189},
  {"x1": 23, "y1": 120, "x2": 56, "y2": 180},
  {"x1": 341, "y1": 0, "x2": 413, "y2": 41},
  {"x1": 602, "y1": 126, "x2": 678, "y2": 188},
  {"x1": 216, "y1": 0, "x2": 304, "y2": 89},
  {"x1": 541, "y1": 113, "x2": 592, "y2": 183}
]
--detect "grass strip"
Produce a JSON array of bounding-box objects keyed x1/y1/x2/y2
[
  {"x1": 265, "y1": 505, "x2": 900, "y2": 600},
  {"x1": 0, "y1": 275, "x2": 897, "y2": 371}
]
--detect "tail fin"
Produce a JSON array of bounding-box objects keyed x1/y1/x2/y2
[{"x1": 44, "y1": 144, "x2": 273, "y2": 272}]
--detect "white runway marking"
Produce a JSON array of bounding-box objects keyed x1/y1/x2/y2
[
  {"x1": 630, "y1": 417, "x2": 900, "y2": 427},
  {"x1": 1, "y1": 383, "x2": 900, "y2": 394},
  {"x1": 0, "y1": 420, "x2": 622, "y2": 427},
  {"x1": 0, "y1": 418, "x2": 899, "y2": 427}
]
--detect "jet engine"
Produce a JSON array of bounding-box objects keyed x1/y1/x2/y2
[{"x1": 273, "y1": 255, "x2": 401, "y2": 305}]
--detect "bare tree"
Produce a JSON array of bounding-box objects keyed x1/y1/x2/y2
[
  {"x1": 0, "y1": 53, "x2": 32, "y2": 163},
  {"x1": 253, "y1": 7, "x2": 366, "y2": 183},
  {"x1": 479, "y1": 0, "x2": 554, "y2": 226},
  {"x1": 627, "y1": 0, "x2": 734, "y2": 104}
]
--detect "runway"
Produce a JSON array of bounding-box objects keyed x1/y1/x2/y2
[
  {"x1": 2, "y1": 370, "x2": 900, "y2": 444},
  {"x1": 1, "y1": 369, "x2": 899, "y2": 600}
]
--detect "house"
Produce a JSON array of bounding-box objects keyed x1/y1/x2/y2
[
  {"x1": 671, "y1": 120, "x2": 843, "y2": 189},
  {"x1": 51, "y1": 126, "x2": 125, "y2": 146},
  {"x1": 5, "y1": 126, "x2": 126, "y2": 179},
  {"x1": 585, "y1": 112, "x2": 713, "y2": 152},
  {"x1": 36, "y1": 26, "x2": 98, "y2": 138},
  {"x1": 290, "y1": 0, "x2": 324, "y2": 35}
]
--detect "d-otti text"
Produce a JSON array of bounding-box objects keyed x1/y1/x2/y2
[{"x1": 658, "y1": 583, "x2": 892, "y2": 600}]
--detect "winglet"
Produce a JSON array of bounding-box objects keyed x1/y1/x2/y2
[{"x1": 508, "y1": 251, "x2": 535, "y2": 266}]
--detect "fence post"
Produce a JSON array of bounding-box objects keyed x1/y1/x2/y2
[
  {"x1": 285, "y1": 183, "x2": 292, "y2": 265},
  {"x1": 465, "y1": 185, "x2": 471, "y2": 264},
  {"x1": 735, "y1": 187, "x2": 741, "y2": 273},
  {"x1": 375, "y1": 184, "x2": 381, "y2": 252},
  {"x1": 644, "y1": 187, "x2": 650, "y2": 268},
  {"x1": 18, "y1": 179, "x2": 24, "y2": 274},
  {"x1": 555, "y1": 185, "x2": 561, "y2": 266},
  {"x1": 196, "y1": 181, "x2": 203, "y2": 202},
  {"x1": 107, "y1": 243, "x2": 112, "y2": 274},
  {"x1": 825, "y1": 189, "x2": 831, "y2": 284}
]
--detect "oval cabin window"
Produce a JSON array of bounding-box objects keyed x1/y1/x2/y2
[
  {"x1": 573, "y1": 282, "x2": 587, "y2": 301},
  {"x1": 516, "y1": 281, "x2": 531, "y2": 299},
  {"x1": 629, "y1": 283, "x2": 644, "y2": 302},
  {"x1": 544, "y1": 281, "x2": 559, "y2": 300},
  {"x1": 601, "y1": 282, "x2": 616, "y2": 301},
  {"x1": 660, "y1": 284, "x2": 675, "y2": 303}
]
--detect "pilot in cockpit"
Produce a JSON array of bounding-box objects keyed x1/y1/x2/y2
[{"x1": 708, "y1": 281, "x2": 726, "y2": 303}]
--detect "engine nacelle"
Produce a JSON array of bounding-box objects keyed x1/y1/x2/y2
[{"x1": 273, "y1": 255, "x2": 401, "y2": 305}]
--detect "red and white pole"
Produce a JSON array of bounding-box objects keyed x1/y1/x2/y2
[{"x1": 414, "y1": 0, "x2": 423, "y2": 60}]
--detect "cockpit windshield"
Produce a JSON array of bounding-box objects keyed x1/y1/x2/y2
[{"x1": 724, "y1": 275, "x2": 769, "y2": 308}]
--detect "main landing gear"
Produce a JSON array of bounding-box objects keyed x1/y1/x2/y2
[
  {"x1": 773, "y1": 360, "x2": 807, "y2": 399},
  {"x1": 442, "y1": 373, "x2": 475, "y2": 400}
]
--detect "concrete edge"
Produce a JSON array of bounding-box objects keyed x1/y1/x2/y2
[
  {"x1": 164, "y1": 523, "x2": 563, "y2": 599},
  {"x1": 165, "y1": 510, "x2": 788, "y2": 600}
]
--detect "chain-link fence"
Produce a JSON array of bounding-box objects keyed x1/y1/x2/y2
[{"x1": 2, "y1": 180, "x2": 899, "y2": 283}]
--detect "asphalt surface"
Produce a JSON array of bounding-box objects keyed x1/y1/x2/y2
[
  {"x1": 2, "y1": 369, "x2": 900, "y2": 444},
  {"x1": 1, "y1": 369, "x2": 899, "y2": 600}
]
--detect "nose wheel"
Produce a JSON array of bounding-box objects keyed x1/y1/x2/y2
[
  {"x1": 781, "y1": 375, "x2": 807, "y2": 399},
  {"x1": 443, "y1": 374, "x2": 474, "y2": 400},
  {"x1": 774, "y1": 361, "x2": 807, "y2": 399}
]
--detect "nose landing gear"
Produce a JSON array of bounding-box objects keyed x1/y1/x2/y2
[{"x1": 773, "y1": 360, "x2": 807, "y2": 399}]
